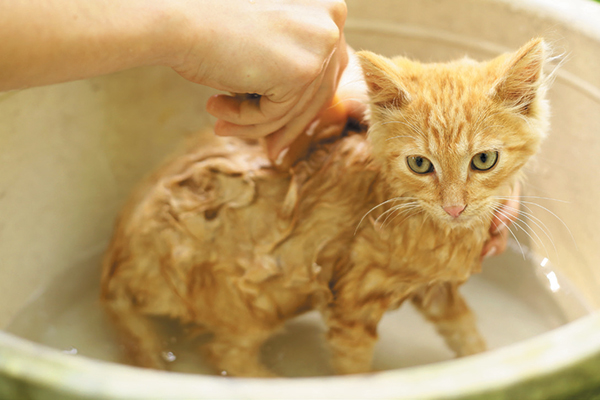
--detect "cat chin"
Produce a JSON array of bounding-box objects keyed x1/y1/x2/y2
[
  {"x1": 418, "y1": 205, "x2": 477, "y2": 229},
  {"x1": 435, "y1": 214, "x2": 481, "y2": 231}
]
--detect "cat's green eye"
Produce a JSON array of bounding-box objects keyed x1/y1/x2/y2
[
  {"x1": 471, "y1": 151, "x2": 499, "y2": 171},
  {"x1": 407, "y1": 156, "x2": 434, "y2": 174}
]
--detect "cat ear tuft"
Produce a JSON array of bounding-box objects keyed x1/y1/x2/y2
[
  {"x1": 356, "y1": 51, "x2": 411, "y2": 109},
  {"x1": 490, "y1": 38, "x2": 548, "y2": 115}
]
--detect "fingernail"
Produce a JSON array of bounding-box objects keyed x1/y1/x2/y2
[
  {"x1": 305, "y1": 119, "x2": 320, "y2": 137},
  {"x1": 483, "y1": 247, "x2": 497, "y2": 259},
  {"x1": 275, "y1": 147, "x2": 289, "y2": 166},
  {"x1": 492, "y1": 222, "x2": 506, "y2": 235}
]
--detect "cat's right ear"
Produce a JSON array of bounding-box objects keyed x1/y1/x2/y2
[
  {"x1": 356, "y1": 51, "x2": 411, "y2": 109},
  {"x1": 489, "y1": 38, "x2": 548, "y2": 115}
]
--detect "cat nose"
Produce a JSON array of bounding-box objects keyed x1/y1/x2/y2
[{"x1": 443, "y1": 205, "x2": 466, "y2": 218}]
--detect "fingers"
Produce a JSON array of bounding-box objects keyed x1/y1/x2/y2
[
  {"x1": 490, "y1": 182, "x2": 521, "y2": 234},
  {"x1": 265, "y1": 102, "x2": 327, "y2": 159},
  {"x1": 481, "y1": 227, "x2": 509, "y2": 261},
  {"x1": 208, "y1": 50, "x2": 333, "y2": 139},
  {"x1": 206, "y1": 90, "x2": 302, "y2": 127},
  {"x1": 213, "y1": 33, "x2": 348, "y2": 158},
  {"x1": 207, "y1": 30, "x2": 344, "y2": 135},
  {"x1": 327, "y1": 0, "x2": 348, "y2": 31},
  {"x1": 264, "y1": 103, "x2": 324, "y2": 160},
  {"x1": 266, "y1": 44, "x2": 348, "y2": 159},
  {"x1": 481, "y1": 182, "x2": 522, "y2": 260},
  {"x1": 202, "y1": 0, "x2": 348, "y2": 151},
  {"x1": 208, "y1": 72, "x2": 324, "y2": 139},
  {"x1": 265, "y1": 125, "x2": 313, "y2": 170},
  {"x1": 489, "y1": 200, "x2": 519, "y2": 236}
]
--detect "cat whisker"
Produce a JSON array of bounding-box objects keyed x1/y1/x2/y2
[
  {"x1": 385, "y1": 211, "x2": 421, "y2": 231},
  {"x1": 491, "y1": 208, "x2": 525, "y2": 259},
  {"x1": 494, "y1": 195, "x2": 575, "y2": 252},
  {"x1": 375, "y1": 205, "x2": 402, "y2": 226},
  {"x1": 475, "y1": 213, "x2": 490, "y2": 231},
  {"x1": 496, "y1": 195, "x2": 569, "y2": 203},
  {"x1": 496, "y1": 201, "x2": 558, "y2": 257},
  {"x1": 380, "y1": 204, "x2": 420, "y2": 230},
  {"x1": 492, "y1": 203, "x2": 549, "y2": 259},
  {"x1": 368, "y1": 120, "x2": 382, "y2": 130},
  {"x1": 375, "y1": 202, "x2": 419, "y2": 227},
  {"x1": 509, "y1": 199, "x2": 577, "y2": 250},
  {"x1": 385, "y1": 135, "x2": 414, "y2": 142},
  {"x1": 514, "y1": 111, "x2": 535, "y2": 131},
  {"x1": 511, "y1": 215, "x2": 549, "y2": 257},
  {"x1": 496, "y1": 198, "x2": 546, "y2": 221},
  {"x1": 355, "y1": 197, "x2": 417, "y2": 235},
  {"x1": 418, "y1": 209, "x2": 431, "y2": 231},
  {"x1": 381, "y1": 205, "x2": 422, "y2": 230},
  {"x1": 496, "y1": 200, "x2": 548, "y2": 237}
]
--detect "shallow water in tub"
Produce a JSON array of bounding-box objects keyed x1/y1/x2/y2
[{"x1": 4, "y1": 241, "x2": 591, "y2": 377}]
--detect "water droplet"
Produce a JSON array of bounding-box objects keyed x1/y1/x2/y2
[
  {"x1": 221, "y1": 370, "x2": 228, "y2": 376},
  {"x1": 161, "y1": 351, "x2": 177, "y2": 363},
  {"x1": 62, "y1": 346, "x2": 78, "y2": 355}
]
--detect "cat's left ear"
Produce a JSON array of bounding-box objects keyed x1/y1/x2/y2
[
  {"x1": 490, "y1": 38, "x2": 548, "y2": 115},
  {"x1": 356, "y1": 51, "x2": 411, "y2": 109}
]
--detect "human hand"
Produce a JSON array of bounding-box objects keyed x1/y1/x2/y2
[
  {"x1": 270, "y1": 47, "x2": 369, "y2": 169},
  {"x1": 481, "y1": 183, "x2": 521, "y2": 260},
  {"x1": 168, "y1": 0, "x2": 348, "y2": 160}
]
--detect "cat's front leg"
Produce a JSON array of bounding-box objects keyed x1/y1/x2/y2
[
  {"x1": 202, "y1": 329, "x2": 278, "y2": 377},
  {"x1": 102, "y1": 296, "x2": 167, "y2": 370},
  {"x1": 323, "y1": 301, "x2": 388, "y2": 375},
  {"x1": 411, "y1": 282, "x2": 486, "y2": 357}
]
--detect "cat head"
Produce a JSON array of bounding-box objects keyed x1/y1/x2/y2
[{"x1": 357, "y1": 38, "x2": 551, "y2": 229}]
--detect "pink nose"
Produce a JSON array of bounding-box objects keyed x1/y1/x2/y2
[{"x1": 443, "y1": 205, "x2": 466, "y2": 218}]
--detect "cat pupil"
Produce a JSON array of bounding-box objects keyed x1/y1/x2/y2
[
  {"x1": 416, "y1": 157, "x2": 423, "y2": 167},
  {"x1": 480, "y1": 153, "x2": 488, "y2": 163}
]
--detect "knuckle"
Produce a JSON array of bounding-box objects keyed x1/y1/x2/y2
[
  {"x1": 329, "y1": 0, "x2": 348, "y2": 26},
  {"x1": 320, "y1": 18, "x2": 341, "y2": 48},
  {"x1": 293, "y1": 56, "x2": 325, "y2": 83},
  {"x1": 325, "y1": 25, "x2": 342, "y2": 49}
]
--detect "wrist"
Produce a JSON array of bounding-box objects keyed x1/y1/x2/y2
[
  {"x1": 146, "y1": 0, "x2": 214, "y2": 72},
  {"x1": 134, "y1": 1, "x2": 184, "y2": 68}
]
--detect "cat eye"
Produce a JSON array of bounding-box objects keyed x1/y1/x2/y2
[
  {"x1": 471, "y1": 151, "x2": 499, "y2": 171},
  {"x1": 407, "y1": 156, "x2": 434, "y2": 174}
]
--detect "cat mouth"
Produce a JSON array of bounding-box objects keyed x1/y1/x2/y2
[{"x1": 440, "y1": 209, "x2": 475, "y2": 226}]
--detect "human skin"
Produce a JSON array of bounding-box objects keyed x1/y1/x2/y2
[
  {"x1": 482, "y1": 183, "x2": 521, "y2": 260},
  {"x1": 0, "y1": 0, "x2": 516, "y2": 256},
  {"x1": 0, "y1": 0, "x2": 348, "y2": 158}
]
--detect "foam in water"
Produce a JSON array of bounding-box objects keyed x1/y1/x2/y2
[{"x1": 5, "y1": 240, "x2": 590, "y2": 377}]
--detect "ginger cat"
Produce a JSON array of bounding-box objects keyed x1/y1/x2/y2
[{"x1": 101, "y1": 38, "x2": 550, "y2": 377}]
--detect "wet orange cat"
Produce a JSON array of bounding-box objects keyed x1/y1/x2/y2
[{"x1": 101, "y1": 39, "x2": 550, "y2": 376}]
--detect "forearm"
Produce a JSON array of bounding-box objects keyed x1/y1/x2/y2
[
  {"x1": 0, "y1": 0, "x2": 183, "y2": 91},
  {"x1": 0, "y1": 0, "x2": 352, "y2": 159}
]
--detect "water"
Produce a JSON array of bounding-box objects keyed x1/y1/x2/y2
[{"x1": 5, "y1": 241, "x2": 591, "y2": 377}]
